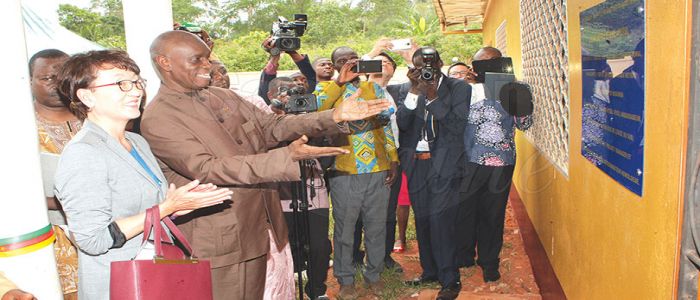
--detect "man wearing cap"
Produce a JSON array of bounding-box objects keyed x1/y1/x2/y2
[{"x1": 455, "y1": 46, "x2": 533, "y2": 283}]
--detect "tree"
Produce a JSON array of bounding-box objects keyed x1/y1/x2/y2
[
  {"x1": 173, "y1": 0, "x2": 217, "y2": 26},
  {"x1": 57, "y1": 0, "x2": 483, "y2": 71},
  {"x1": 58, "y1": 3, "x2": 126, "y2": 49},
  {"x1": 356, "y1": 0, "x2": 412, "y2": 35}
]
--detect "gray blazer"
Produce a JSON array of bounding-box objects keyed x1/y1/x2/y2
[{"x1": 54, "y1": 120, "x2": 168, "y2": 300}]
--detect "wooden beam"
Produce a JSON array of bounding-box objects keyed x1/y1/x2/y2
[{"x1": 442, "y1": 29, "x2": 483, "y2": 35}]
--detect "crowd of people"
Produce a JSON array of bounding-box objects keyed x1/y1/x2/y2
[{"x1": 15, "y1": 23, "x2": 533, "y2": 300}]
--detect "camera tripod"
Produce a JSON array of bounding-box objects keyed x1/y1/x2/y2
[{"x1": 289, "y1": 159, "x2": 316, "y2": 299}]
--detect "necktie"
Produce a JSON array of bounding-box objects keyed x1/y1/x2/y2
[{"x1": 424, "y1": 108, "x2": 437, "y2": 144}]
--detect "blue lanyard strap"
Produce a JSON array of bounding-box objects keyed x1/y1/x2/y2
[{"x1": 129, "y1": 147, "x2": 162, "y2": 186}]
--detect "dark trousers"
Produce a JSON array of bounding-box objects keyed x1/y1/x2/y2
[
  {"x1": 352, "y1": 164, "x2": 402, "y2": 263},
  {"x1": 284, "y1": 208, "x2": 331, "y2": 298},
  {"x1": 407, "y1": 158, "x2": 461, "y2": 287},
  {"x1": 455, "y1": 163, "x2": 514, "y2": 270}
]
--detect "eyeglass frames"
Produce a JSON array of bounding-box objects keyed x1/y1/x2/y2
[{"x1": 91, "y1": 79, "x2": 147, "y2": 92}]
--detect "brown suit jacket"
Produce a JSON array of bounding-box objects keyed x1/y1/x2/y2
[{"x1": 141, "y1": 85, "x2": 342, "y2": 269}]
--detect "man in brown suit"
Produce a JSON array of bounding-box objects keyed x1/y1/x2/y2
[{"x1": 140, "y1": 31, "x2": 390, "y2": 299}]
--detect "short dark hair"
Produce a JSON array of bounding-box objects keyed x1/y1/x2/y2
[
  {"x1": 376, "y1": 52, "x2": 397, "y2": 70},
  {"x1": 447, "y1": 62, "x2": 469, "y2": 74},
  {"x1": 473, "y1": 46, "x2": 502, "y2": 61},
  {"x1": 28, "y1": 49, "x2": 68, "y2": 76},
  {"x1": 57, "y1": 50, "x2": 141, "y2": 120},
  {"x1": 268, "y1": 77, "x2": 294, "y2": 97},
  {"x1": 331, "y1": 46, "x2": 355, "y2": 64},
  {"x1": 312, "y1": 57, "x2": 331, "y2": 67},
  {"x1": 412, "y1": 46, "x2": 442, "y2": 63}
]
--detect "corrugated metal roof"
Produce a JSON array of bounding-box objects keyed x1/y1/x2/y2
[{"x1": 432, "y1": 0, "x2": 487, "y2": 33}]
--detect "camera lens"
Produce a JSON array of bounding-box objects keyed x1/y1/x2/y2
[
  {"x1": 295, "y1": 99, "x2": 307, "y2": 107},
  {"x1": 421, "y1": 69, "x2": 434, "y2": 81},
  {"x1": 280, "y1": 38, "x2": 294, "y2": 49}
]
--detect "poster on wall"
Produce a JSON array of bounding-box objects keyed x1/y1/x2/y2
[{"x1": 580, "y1": 0, "x2": 645, "y2": 196}]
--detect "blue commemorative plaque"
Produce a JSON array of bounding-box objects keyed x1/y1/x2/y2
[{"x1": 580, "y1": 0, "x2": 645, "y2": 196}]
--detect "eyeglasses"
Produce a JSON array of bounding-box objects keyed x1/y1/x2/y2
[
  {"x1": 91, "y1": 79, "x2": 147, "y2": 92},
  {"x1": 449, "y1": 71, "x2": 469, "y2": 76}
]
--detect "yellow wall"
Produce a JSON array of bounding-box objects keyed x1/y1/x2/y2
[{"x1": 481, "y1": 0, "x2": 692, "y2": 298}]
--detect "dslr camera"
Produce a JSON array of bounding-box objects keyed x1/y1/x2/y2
[
  {"x1": 419, "y1": 48, "x2": 438, "y2": 82},
  {"x1": 272, "y1": 85, "x2": 318, "y2": 114},
  {"x1": 270, "y1": 14, "x2": 308, "y2": 55}
]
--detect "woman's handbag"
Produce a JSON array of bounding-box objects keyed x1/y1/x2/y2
[{"x1": 110, "y1": 205, "x2": 213, "y2": 300}]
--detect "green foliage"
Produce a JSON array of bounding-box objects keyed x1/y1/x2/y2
[
  {"x1": 302, "y1": 2, "x2": 363, "y2": 45},
  {"x1": 58, "y1": 3, "x2": 125, "y2": 49},
  {"x1": 57, "y1": 0, "x2": 483, "y2": 72},
  {"x1": 214, "y1": 31, "x2": 272, "y2": 72},
  {"x1": 437, "y1": 34, "x2": 483, "y2": 64},
  {"x1": 172, "y1": 0, "x2": 204, "y2": 24}
]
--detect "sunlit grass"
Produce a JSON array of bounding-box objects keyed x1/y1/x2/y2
[{"x1": 325, "y1": 201, "x2": 421, "y2": 299}]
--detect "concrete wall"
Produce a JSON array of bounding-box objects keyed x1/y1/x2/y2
[{"x1": 480, "y1": 0, "x2": 693, "y2": 298}]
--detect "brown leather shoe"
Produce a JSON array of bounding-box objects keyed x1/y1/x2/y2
[
  {"x1": 337, "y1": 284, "x2": 359, "y2": 300},
  {"x1": 365, "y1": 279, "x2": 385, "y2": 296}
]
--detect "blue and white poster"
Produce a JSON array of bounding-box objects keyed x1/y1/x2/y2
[{"x1": 580, "y1": 0, "x2": 645, "y2": 196}]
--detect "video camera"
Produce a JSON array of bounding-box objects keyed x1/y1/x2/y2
[
  {"x1": 272, "y1": 85, "x2": 318, "y2": 114},
  {"x1": 472, "y1": 57, "x2": 533, "y2": 117},
  {"x1": 418, "y1": 48, "x2": 439, "y2": 82},
  {"x1": 270, "y1": 14, "x2": 308, "y2": 55}
]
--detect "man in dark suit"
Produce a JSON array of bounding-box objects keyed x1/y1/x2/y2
[{"x1": 397, "y1": 47, "x2": 471, "y2": 300}]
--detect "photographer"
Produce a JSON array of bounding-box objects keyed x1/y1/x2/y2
[
  {"x1": 315, "y1": 46, "x2": 399, "y2": 298},
  {"x1": 258, "y1": 77, "x2": 332, "y2": 300},
  {"x1": 258, "y1": 36, "x2": 317, "y2": 104},
  {"x1": 352, "y1": 43, "x2": 406, "y2": 273},
  {"x1": 397, "y1": 47, "x2": 470, "y2": 300},
  {"x1": 455, "y1": 47, "x2": 533, "y2": 283}
]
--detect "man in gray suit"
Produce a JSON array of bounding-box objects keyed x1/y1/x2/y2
[{"x1": 140, "y1": 30, "x2": 390, "y2": 299}]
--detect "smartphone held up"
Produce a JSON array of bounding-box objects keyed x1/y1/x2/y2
[{"x1": 390, "y1": 38, "x2": 412, "y2": 51}]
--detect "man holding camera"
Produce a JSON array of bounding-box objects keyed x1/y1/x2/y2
[
  {"x1": 455, "y1": 47, "x2": 533, "y2": 283},
  {"x1": 266, "y1": 77, "x2": 332, "y2": 299},
  {"x1": 258, "y1": 36, "x2": 316, "y2": 104},
  {"x1": 315, "y1": 46, "x2": 399, "y2": 298},
  {"x1": 397, "y1": 47, "x2": 471, "y2": 300},
  {"x1": 352, "y1": 43, "x2": 406, "y2": 273}
]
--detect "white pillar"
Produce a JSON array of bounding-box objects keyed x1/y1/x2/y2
[
  {"x1": 0, "y1": 0, "x2": 62, "y2": 299},
  {"x1": 122, "y1": 0, "x2": 173, "y2": 102}
]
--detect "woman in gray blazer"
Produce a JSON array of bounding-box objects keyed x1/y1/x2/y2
[{"x1": 54, "y1": 50, "x2": 232, "y2": 300}]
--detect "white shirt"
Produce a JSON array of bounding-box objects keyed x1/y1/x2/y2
[
  {"x1": 380, "y1": 87, "x2": 400, "y2": 148},
  {"x1": 469, "y1": 83, "x2": 487, "y2": 105},
  {"x1": 403, "y1": 76, "x2": 444, "y2": 151}
]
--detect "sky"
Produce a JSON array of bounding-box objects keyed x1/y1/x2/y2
[{"x1": 58, "y1": 0, "x2": 91, "y2": 8}]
